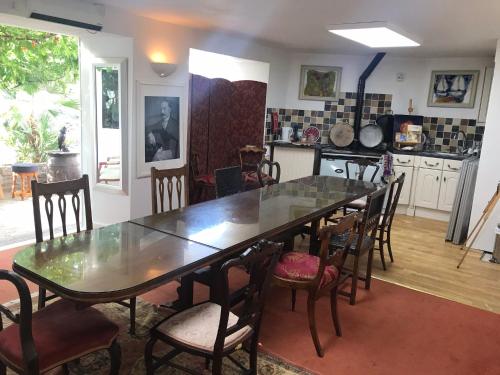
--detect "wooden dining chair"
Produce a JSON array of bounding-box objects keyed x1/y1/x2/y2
[
  {"x1": 343, "y1": 158, "x2": 381, "y2": 213},
  {"x1": 0, "y1": 269, "x2": 121, "y2": 375},
  {"x1": 273, "y1": 213, "x2": 358, "y2": 357},
  {"x1": 189, "y1": 152, "x2": 215, "y2": 204},
  {"x1": 151, "y1": 166, "x2": 214, "y2": 309},
  {"x1": 377, "y1": 173, "x2": 405, "y2": 270},
  {"x1": 151, "y1": 166, "x2": 188, "y2": 214},
  {"x1": 214, "y1": 166, "x2": 242, "y2": 198},
  {"x1": 239, "y1": 145, "x2": 266, "y2": 172},
  {"x1": 31, "y1": 175, "x2": 137, "y2": 335},
  {"x1": 329, "y1": 187, "x2": 386, "y2": 305},
  {"x1": 144, "y1": 240, "x2": 282, "y2": 375},
  {"x1": 257, "y1": 159, "x2": 281, "y2": 187}
]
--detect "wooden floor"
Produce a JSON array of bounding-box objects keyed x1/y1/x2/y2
[{"x1": 370, "y1": 215, "x2": 500, "y2": 314}]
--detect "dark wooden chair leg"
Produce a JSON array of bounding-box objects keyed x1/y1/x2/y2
[
  {"x1": 291, "y1": 289, "x2": 297, "y2": 311},
  {"x1": 62, "y1": 363, "x2": 70, "y2": 375},
  {"x1": 129, "y1": 297, "x2": 137, "y2": 335},
  {"x1": 38, "y1": 287, "x2": 46, "y2": 310},
  {"x1": 249, "y1": 333, "x2": 259, "y2": 375},
  {"x1": 307, "y1": 293, "x2": 323, "y2": 357},
  {"x1": 387, "y1": 229, "x2": 394, "y2": 263},
  {"x1": 0, "y1": 362, "x2": 7, "y2": 375},
  {"x1": 350, "y1": 255, "x2": 360, "y2": 305},
  {"x1": 205, "y1": 357, "x2": 210, "y2": 370},
  {"x1": 379, "y1": 234, "x2": 387, "y2": 271},
  {"x1": 212, "y1": 357, "x2": 223, "y2": 375},
  {"x1": 365, "y1": 247, "x2": 375, "y2": 290},
  {"x1": 330, "y1": 286, "x2": 342, "y2": 337},
  {"x1": 108, "y1": 339, "x2": 121, "y2": 375},
  {"x1": 144, "y1": 337, "x2": 156, "y2": 375}
]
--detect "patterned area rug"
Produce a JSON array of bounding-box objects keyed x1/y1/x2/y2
[{"x1": 3, "y1": 298, "x2": 313, "y2": 374}]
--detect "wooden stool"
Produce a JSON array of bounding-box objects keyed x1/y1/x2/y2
[{"x1": 11, "y1": 163, "x2": 39, "y2": 200}]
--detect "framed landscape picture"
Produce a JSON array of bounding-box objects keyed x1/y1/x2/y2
[
  {"x1": 299, "y1": 65, "x2": 342, "y2": 101},
  {"x1": 427, "y1": 70, "x2": 480, "y2": 108},
  {"x1": 137, "y1": 83, "x2": 185, "y2": 178}
]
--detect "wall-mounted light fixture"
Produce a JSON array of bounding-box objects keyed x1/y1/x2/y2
[{"x1": 151, "y1": 62, "x2": 177, "y2": 77}]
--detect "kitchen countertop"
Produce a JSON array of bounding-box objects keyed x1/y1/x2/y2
[
  {"x1": 267, "y1": 141, "x2": 474, "y2": 160},
  {"x1": 392, "y1": 149, "x2": 473, "y2": 161}
]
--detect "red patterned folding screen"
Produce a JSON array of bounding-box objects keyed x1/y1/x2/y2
[
  {"x1": 189, "y1": 75, "x2": 210, "y2": 175},
  {"x1": 229, "y1": 80, "x2": 267, "y2": 166},
  {"x1": 189, "y1": 74, "x2": 267, "y2": 177}
]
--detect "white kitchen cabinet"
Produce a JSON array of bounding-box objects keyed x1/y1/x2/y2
[
  {"x1": 393, "y1": 165, "x2": 413, "y2": 205},
  {"x1": 414, "y1": 168, "x2": 441, "y2": 209},
  {"x1": 272, "y1": 147, "x2": 315, "y2": 182},
  {"x1": 437, "y1": 171, "x2": 460, "y2": 211}
]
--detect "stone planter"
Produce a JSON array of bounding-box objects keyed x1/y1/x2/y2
[{"x1": 47, "y1": 152, "x2": 81, "y2": 182}]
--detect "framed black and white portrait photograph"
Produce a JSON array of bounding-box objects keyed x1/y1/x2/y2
[
  {"x1": 137, "y1": 83, "x2": 185, "y2": 177},
  {"x1": 427, "y1": 70, "x2": 480, "y2": 108},
  {"x1": 144, "y1": 96, "x2": 180, "y2": 162}
]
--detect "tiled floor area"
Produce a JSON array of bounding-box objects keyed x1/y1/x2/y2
[{"x1": 0, "y1": 197, "x2": 74, "y2": 249}]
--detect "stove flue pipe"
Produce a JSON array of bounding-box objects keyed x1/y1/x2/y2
[{"x1": 353, "y1": 52, "x2": 386, "y2": 145}]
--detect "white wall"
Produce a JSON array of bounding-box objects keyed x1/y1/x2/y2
[
  {"x1": 468, "y1": 40, "x2": 500, "y2": 252},
  {"x1": 282, "y1": 52, "x2": 493, "y2": 119},
  {"x1": 189, "y1": 48, "x2": 270, "y2": 83}
]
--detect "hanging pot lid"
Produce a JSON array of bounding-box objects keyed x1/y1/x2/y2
[
  {"x1": 329, "y1": 122, "x2": 354, "y2": 148},
  {"x1": 359, "y1": 123, "x2": 384, "y2": 148}
]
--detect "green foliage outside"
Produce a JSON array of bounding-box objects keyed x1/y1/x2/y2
[
  {"x1": 0, "y1": 24, "x2": 79, "y2": 95},
  {"x1": 0, "y1": 24, "x2": 79, "y2": 163},
  {"x1": 2, "y1": 109, "x2": 59, "y2": 163}
]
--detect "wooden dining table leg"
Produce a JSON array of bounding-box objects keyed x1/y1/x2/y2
[{"x1": 161, "y1": 274, "x2": 194, "y2": 311}]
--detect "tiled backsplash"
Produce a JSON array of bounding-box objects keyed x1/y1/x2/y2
[
  {"x1": 423, "y1": 117, "x2": 483, "y2": 153},
  {"x1": 265, "y1": 92, "x2": 484, "y2": 153},
  {"x1": 266, "y1": 92, "x2": 392, "y2": 144}
]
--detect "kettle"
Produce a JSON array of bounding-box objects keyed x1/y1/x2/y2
[{"x1": 281, "y1": 126, "x2": 293, "y2": 142}]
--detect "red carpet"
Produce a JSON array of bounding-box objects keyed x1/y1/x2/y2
[
  {"x1": 260, "y1": 279, "x2": 500, "y2": 375},
  {"x1": 1, "y1": 246, "x2": 499, "y2": 375}
]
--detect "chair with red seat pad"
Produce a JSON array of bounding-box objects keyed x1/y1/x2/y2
[
  {"x1": 0, "y1": 270, "x2": 120, "y2": 375},
  {"x1": 272, "y1": 212, "x2": 358, "y2": 357}
]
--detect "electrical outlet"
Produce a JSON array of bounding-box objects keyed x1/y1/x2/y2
[{"x1": 396, "y1": 72, "x2": 405, "y2": 82}]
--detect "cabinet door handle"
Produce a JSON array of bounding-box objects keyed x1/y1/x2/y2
[
  {"x1": 444, "y1": 177, "x2": 447, "y2": 182},
  {"x1": 425, "y1": 161, "x2": 439, "y2": 167},
  {"x1": 447, "y1": 164, "x2": 459, "y2": 171},
  {"x1": 436, "y1": 176, "x2": 439, "y2": 181},
  {"x1": 397, "y1": 158, "x2": 409, "y2": 164}
]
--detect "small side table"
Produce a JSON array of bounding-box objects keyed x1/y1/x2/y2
[{"x1": 11, "y1": 163, "x2": 39, "y2": 200}]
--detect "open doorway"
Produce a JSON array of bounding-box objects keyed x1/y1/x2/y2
[{"x1": 0, "y1": 23, "x2": 80, "y2": 248}]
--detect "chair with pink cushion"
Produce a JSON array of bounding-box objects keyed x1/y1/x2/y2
[{"x1": 273, "y1": 213, "x2": 358, "y2": 357}]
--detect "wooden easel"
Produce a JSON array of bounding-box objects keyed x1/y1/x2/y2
[{"x1": 457, "y1": 183, "x2": 500, "y2": 268}]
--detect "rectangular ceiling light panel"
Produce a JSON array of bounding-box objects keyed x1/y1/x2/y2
[{"x1": 329, "y1": 24, "x2": 420, "y2": 48}]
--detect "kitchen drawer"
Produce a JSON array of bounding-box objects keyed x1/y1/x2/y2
[
  {"x1": 442, "y1": 159, "x2": 462, "y2": 172},
  {"x1": 393, "y1": 154, "x2": 414, "y2": 166},
  {"x1": 419, "y1": 156, "x2": 443, "y2": 170}
]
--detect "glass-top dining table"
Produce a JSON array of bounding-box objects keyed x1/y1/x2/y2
[{"x1": 12, "y1": 175, "x2": 378, "y2": 305}]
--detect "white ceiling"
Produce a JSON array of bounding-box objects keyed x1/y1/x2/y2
[{"x1": 94, "y1": 0, "x2": 500, "y2": 57}]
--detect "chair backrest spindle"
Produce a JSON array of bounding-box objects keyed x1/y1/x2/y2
[
  {"x1": 257, "y1": 159, "x2": 281, "y2": 187},
  {"x1": 31, "y1": 175, "x2": 93, "y2": 243},
  {"x1": 151, "y1": 166, "x2": 188, "y2": 214},
  {"x1": 345, "y1": 159, "x2": 380, "y2": 182}
]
